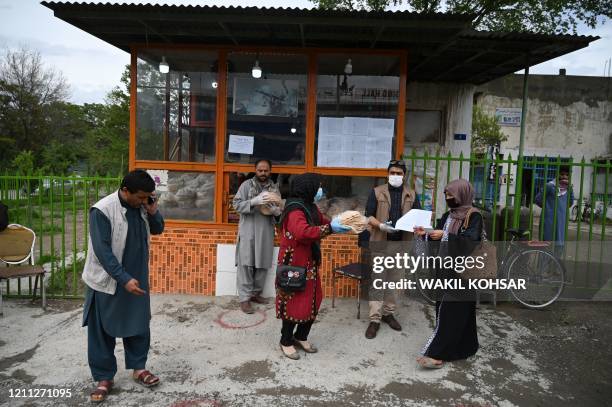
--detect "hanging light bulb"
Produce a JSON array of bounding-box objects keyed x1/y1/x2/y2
[
  {"x1": 252, "y1": 60, "x2": 262, "y2": 78},
  {"x1": 211, "y1": 81, "x2": 218, "y2": 89},
  {"x1": 344, "y1": 58, "x2": 352, "y2": 75},
  {"x1": 290, "y1": 127, "x2": 297, "y2": 134},
  {"x1": 159, "y1": 56, "x2": 169, "y2": 74}
]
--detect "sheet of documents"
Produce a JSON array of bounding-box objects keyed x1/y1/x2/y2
[
  {"x1": 394, "y1": 209, "x2": 433, "y2": 232},
  {"x1": 228, "y1": 134, "x2": 254, "y2": 155}
]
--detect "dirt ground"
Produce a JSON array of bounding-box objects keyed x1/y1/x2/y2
[
  {"x1": 1, "y1": 296, "x2": 611, "y2": 407},
  {"x1": 495, "y1": 301, "x2": 612, "y2": 406}
]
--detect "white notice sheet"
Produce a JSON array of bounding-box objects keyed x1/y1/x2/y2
[
  {"x1": 316, "y1": 116, "x2": 394, "y2": 168},
  {"x1": 228, "y1": 134, "x2": 254, "y2": 155},
  {"x1": 319, "y1": 117, "x2": 344, "y2": 136},
  {"x1": 394, "y1": 209, "x2": 434, "y2": 232}
]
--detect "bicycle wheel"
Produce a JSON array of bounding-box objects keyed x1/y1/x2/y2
[
  {"x1": 414, "y1": 266, "x2": 436, "y2": 305},
  {"x1": 507, "y1": 248, "x2": 565, "y2": 309}
]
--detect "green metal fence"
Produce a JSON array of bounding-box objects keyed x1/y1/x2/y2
[
  {"x1": 1, "y1": 153, "x2": 610, "y2": 299},
  {"x1": 402, "y1": 151, "x2": 610, "y2": 242},
  {"x1": 405, "y1": 151, "x2": 611, "y2": 294},
  {"x1": 0, "y1": 174, "x2": 121, "y2": 299}
]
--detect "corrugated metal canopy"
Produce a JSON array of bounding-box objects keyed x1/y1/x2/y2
[{"x1": 41, "y1": 2, "x2": 599, "y2": 84}]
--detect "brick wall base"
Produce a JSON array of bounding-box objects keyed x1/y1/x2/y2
[{"x1": 149, "y1": 227, "x2": 362, "y2": 298}]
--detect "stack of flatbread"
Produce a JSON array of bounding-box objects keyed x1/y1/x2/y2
[
  {"x1": 259, "y1": 192, "x2": 283, "y2": 216},
  {"x1": 338, "y1": 210, "x2": 368, "y2": 234}
]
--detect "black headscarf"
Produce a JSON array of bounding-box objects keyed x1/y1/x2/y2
[
  {"x1": 279, "y1": 172, "x2": 323, "y2": 263},
  {"x1": 280, "y1": 173, "x2": 322, "y2": 225}
]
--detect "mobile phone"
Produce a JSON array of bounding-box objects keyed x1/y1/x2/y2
[{"x1": 148, "y1": 196, "x2": 156, "y2": 205}]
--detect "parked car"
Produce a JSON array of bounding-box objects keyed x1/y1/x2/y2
[{"x1": 33, "y1": 176, "x2": 83, "y2": 196}]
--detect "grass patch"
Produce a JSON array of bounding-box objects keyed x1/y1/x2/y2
[
  {"x1": 36, "y1": 254, "x2": 60, "y2": 265},
  {"x1": 47, "y1": 258, "x2": 86, "y2": 296}
]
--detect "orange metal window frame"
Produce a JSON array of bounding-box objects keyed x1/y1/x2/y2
[{"x1": 129, "y1": 44, "x2": 408, "y2": 228}]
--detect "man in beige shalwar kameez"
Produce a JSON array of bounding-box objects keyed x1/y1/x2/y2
[{"x1": 232, "y1": 159, "x2": 281, "y2": 314}]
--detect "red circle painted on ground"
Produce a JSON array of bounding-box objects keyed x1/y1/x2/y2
[
  {"x1": 170, "y1": 399, "x2": 222, "y2": 407},
  {"x1": 214, "y1": 309, "x2": 268, "y2": 329}
]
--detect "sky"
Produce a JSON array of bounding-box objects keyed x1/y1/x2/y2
[{"x1": 0, "y1": 0, "x2": 610, "y2": 105}]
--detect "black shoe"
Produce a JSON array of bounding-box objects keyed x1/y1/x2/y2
[
  {"x1": 381, "y1": 314, "x2": 402, "y2": 331},
  {"x1": 365, "y1": 322, "x2": 380, "y2": 339},
  {"x1": 240, "y1": 301, "x2": 254, "y2": 314},
  {"x1": 250, "y1": 295, "x2": 269, "y2": 304}
]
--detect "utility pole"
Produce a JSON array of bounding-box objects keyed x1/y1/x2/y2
[{"x1": 513, "y1": 62, "x2": 529, "y2": 228}]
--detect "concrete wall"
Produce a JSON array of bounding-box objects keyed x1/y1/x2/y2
[
  {"x1": 476, "y1": 74, "x2": 612, "y2": 203},
  {"x1": 405, "y1": 81, "x2": 475, "y2": 216}
]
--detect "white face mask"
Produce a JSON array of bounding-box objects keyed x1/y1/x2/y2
[{"x1": 388, "y1": 175, "x2": 403, "y2": 188}]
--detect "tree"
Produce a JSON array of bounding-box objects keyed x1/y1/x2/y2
[
  {"x1": 311, "y1": 0, "x2": 611, "y2": 34},
  {"x1": 81, "y1": 65, "x2": 130, "y2": 175},
  {"x1": 0, "y1": 48, "x2": 70, "y2": 168},
  {"x1": 11, "y1": 150, "x2": 35, "y2": 175},
  {"x1": 471, "y1": 105, "x2": 507, "y2": 153}
]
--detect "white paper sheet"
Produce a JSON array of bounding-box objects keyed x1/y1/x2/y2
[
  {"x1": 228, "y1": 134, "x2": 254, "y2": 155},
  {"x1": 317, "y1": 151, "x2": 334, "y2": 167},
  {"x1": 318, "y1": 135, "x2": 342, "y2": 152},
  {"x1": 317, "y1": 116, "x2": 395, "y2": 169},
  {"x1": 343, "y1": 117, "x2": 369, "y2": 136},
  {"x1": 368, "y1": 118, "x2": 395, "y2": 138},
  {"x1": 394, "y1": 209, "x2": 433, "y2": 232},
  {"x1": 319, "y1": 117, "x2": 344, "y2": 136}
]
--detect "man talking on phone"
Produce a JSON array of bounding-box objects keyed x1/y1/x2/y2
[{"x1": 82, "y1": 170, "x2": 164, "y2": 403}]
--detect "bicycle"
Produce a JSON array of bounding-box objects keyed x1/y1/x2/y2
[
  {"x1": 414, "y1": 228, "x2": 565, "y2": 309},
  {"x1": 503, "y1": 228, "x2": 565, "y2": 308},
  {"x1": 572, "y1": 198, "x2": 604, "y2": 222}
]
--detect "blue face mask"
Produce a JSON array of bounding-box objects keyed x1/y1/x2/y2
[{"x1": 314, "y1": 187, "x2": 324, "y2": 202}]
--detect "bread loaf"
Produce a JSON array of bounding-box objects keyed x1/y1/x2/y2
[
  {"x1": 338, "y1": 210, "x2": 368, "y2": 234},
  {"x1": 258, "y1": 192, "x2": 283, "y2": 216}
]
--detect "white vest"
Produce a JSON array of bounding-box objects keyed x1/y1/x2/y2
[{"x1": 82, "y1": 192, "x2": 151, "y2": 294}]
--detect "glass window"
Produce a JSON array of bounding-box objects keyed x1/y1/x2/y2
[
  {"x1": 136, "y1": 49, "x2": 218, "y2": 163},
  {"x1": 225, "y1": 53, "x2": 308, "y2": 165},
  {"x1": 315, "y1": 54, "x2": 400, "y2": 168},
  {"x1": 225, "y1": 172, "x2": 385, "y2": 221},
  {"x1": 152, "y1": 171, "x2": 215, "y2": 221},
  {"x1": 316, "y1": 175, "x2": 386, "y2": 218}
]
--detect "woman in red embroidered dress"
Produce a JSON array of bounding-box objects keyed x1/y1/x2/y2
[{"x1": 276, "y1": 173, "x2": 350, "y2": 359}]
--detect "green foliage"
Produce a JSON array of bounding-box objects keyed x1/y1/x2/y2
[
  {"x1": 11, "y1": 150, "x2": 35, "y2": 175},
  {"x1": 0, "y1": 48, "x2": 69, "y2": 169},
  {"x1": 0, "y1": 46, "x2": 130, "y2": 176},
  {"x1": 40, "y1": 140, "x2": 79, "y2": 175},
  {"x1": 311, "y1": 0, "x2": 611, "y2": 34},
  {"x1": 81, "y1": 65, "x2": 130, "y2": 176},
  {"x1": 471, "y1": 105, "x2": 507, "y2": 152}
]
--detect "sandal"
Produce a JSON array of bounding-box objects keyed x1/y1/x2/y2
[
  {"x1": 293, "y1": 339, "x2": 318, "y2": 353},
  {"x1": 90, "y1": 380, "x2": 113, "y2": 403},
  {"x1": 133, "y1": 370, "x2": 160, "y2": 388},
  {"x1": 280, "y1": 344, "x2": 300, "y2": 360},
  {"x1": 417, "y1": 356, "x2": 444, "y2": 369}
]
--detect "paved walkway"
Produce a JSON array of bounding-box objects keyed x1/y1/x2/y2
[{"x1": 1, "y1": 295, "x2": 611, "y2": 406}]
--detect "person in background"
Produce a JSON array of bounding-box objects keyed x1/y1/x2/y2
[
  {"x1": 82, "y1": 170, "x2": 165, "y2": 403},
  {"x1": 276, "y1": 173, "x2": 351, "y2": 360},
  {"x1": 535, "y1": 165, "x2": 573, "y2": 256},
  {"x1": 0, "y1": 200, "x2": 8, "y2": 232},
  {"x1": 414, "y1": 178, "x2": 481, "y2": 369},
  {"x1": 363, "y1": 160, "x2": 420, "y2": 339},
  {"x1": 232, "y1": 159, "x2": 281, "y2": 314}
]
